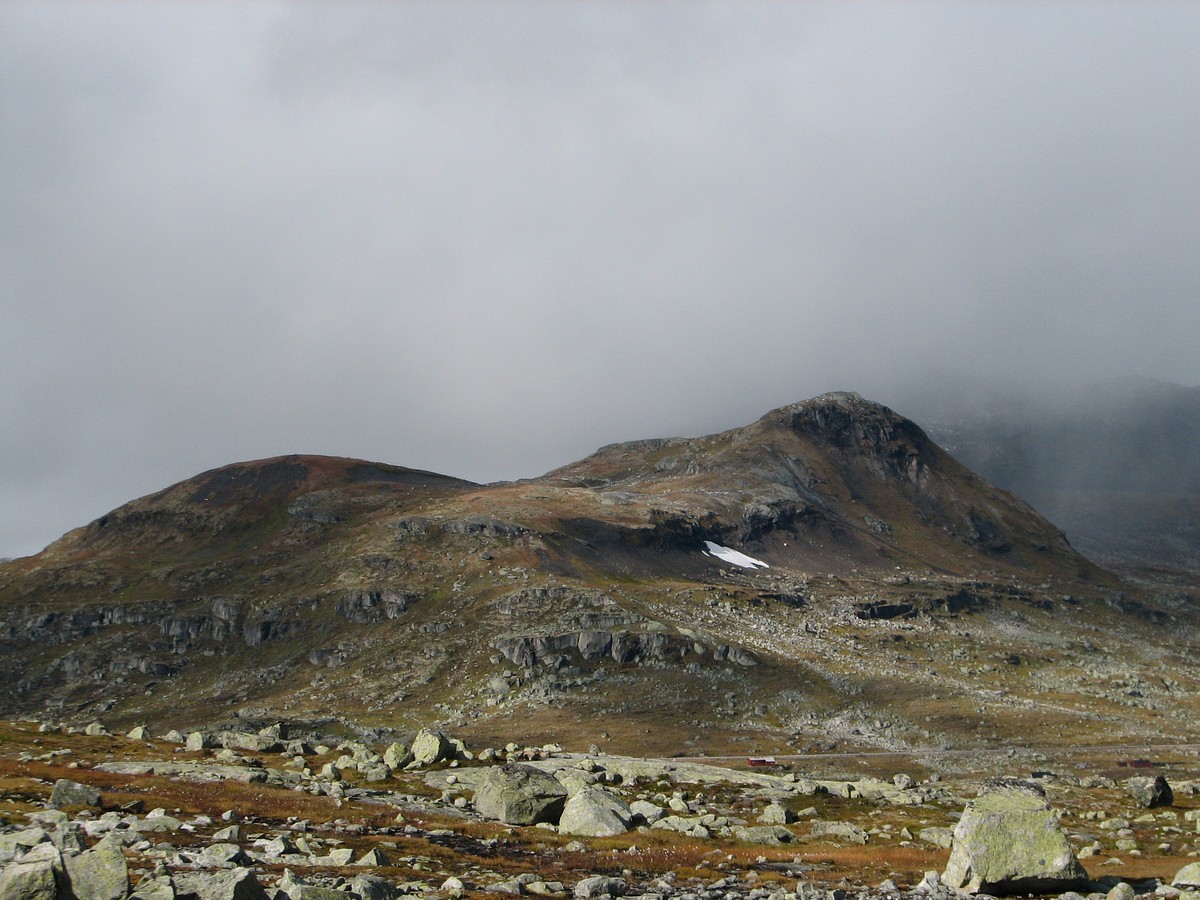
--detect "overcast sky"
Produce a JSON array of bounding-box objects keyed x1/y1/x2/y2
[{"x1": 2, "y1": 2, "x2": 1198, "y2": 559}]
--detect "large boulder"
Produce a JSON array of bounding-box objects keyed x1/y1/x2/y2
[
  {"x1": 410, "y1": 729, "x2": 455, "y2": 767},
  {"x1": 224, "y1": 732, "x2": 281, "y2": 754},
  {"x1": 275, "y1": 871, "x2": 349, "y2": 900},
  {"x1": 810, "y1": 821, "x2": 868, "y2": 844},
  {"x1": 574, "y1": 877, "x2": 626, "y2": 899},
  {"x1": 758, "y1": 803, "x2": 796, "y2": 825},
  {"x1": 942, "y1": 779, "x2": 1086, "y2": 895},
  {"x1": 558, "y1": 786, "x2": 632, "y2": 837},
  {"x1": 129, "y1": 875, "x2": 175, "y2": 900},
  {"x1": 473, "y1": 765, "x2": 568, "y2": 825},
  {"x1": 628, "y1": 800, "x2": 666, "y2": 825},
  {"x1": 350, "y1": 876, "x2": 400, "y2": 900},
  {"x1": 49, "y1": 779, "x2": 101, "y2": 810},
  {"x1": 64, "y1": 834, "x2": 129, "y2": 900},
  {"x1": 0, "y1": 828, "x2": 50, "y2": 862},
  {"x1": 185, "y1": 732, "x2": 212, "y2": 752},
  {"x1": 1126, "y1": 775, "x2": 1173, "y2": 808}
]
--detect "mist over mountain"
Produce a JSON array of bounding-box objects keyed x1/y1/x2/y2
[{"x1": 895, "y1": 377, "x2": 1200, "y2": 572}]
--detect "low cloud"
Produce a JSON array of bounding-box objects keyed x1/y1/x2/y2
[{"x1": 2, "y1": 3, "x2": 1198, "y2": 557}]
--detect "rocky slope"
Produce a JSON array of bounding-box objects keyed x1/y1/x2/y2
[{"x1": 0, "y1": 392, "x2": 1196, "y2": 756}]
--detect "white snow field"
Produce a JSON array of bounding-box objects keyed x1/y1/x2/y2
[{"x1": 702, "y1": 540, "x2": 769, "y2": 569}]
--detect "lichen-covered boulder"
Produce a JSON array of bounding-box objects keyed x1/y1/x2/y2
[
  {"x1": 0, "y1": 860, "x2": 61, "y2": 900},
  {"x1": 0, "y1": 844, "x2": 67, "y2": 900},
  {"x1": 410, "y1": 729, "x2": 455, "y2": 767},
  {"x1": 574, "y1": 876, "x2": 626, "y2": 899},
  {"x1": 942, "y1": 778, "x2": 1086, "y2": 895},
  {"x1": 473, "y1": 764, "x2": 567, "y2": 825},
  {"x1": 758, "y1": 803, "x2": 795, "y2": 825},
  {"x1": 1173, "y1": 862, "x2": 1200, "y2": 888},
  {"x1": 350, "y1": 876, "x2": 400, "y2": 900},
  {"x1": 64, "y1": 834, "x2": 129, "y2": 900},
  {"x1": 275, "y1": 871, "x2": 349, "y2": 900},
  {"x1": 383, "y1": 741, "x2": 412, "y2": 771},
  {"x1": 629, "y1": 800, "x2": 666, "y2": 825},
  {"x1": 129, "y1": 874, "x2": 175, "y2": 900},
  {"x1": 558, "y1": 786, "x2": 631, "y2": 837}
]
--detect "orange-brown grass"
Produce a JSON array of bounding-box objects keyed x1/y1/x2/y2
[
  {"x1": 1081, "y1": 855, "x2": 1194, "y2": 883},
  {"x1": 0, "y1": 722, "x2": 260, "y2": 769},
  {"x1": 554, "y1": 830, "x2": 804, "y2": 882},
  {"x1": 556, "y1": 834, "x2": 720, "y2": 881},
  {"x1": 0, "y1": 770, "x2": 49, "y2": 817},
  {"x1": 0, "y1": 756, "x2": 373, "y2": 824},
  {"x1": 793, "y1": 845, "x2": 949, "y2": 887}
]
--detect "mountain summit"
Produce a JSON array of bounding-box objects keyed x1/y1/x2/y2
[
  {"x1": 2, "y1": 392, "x2": 1191, "y2": 757},
  {"x1": 542, "y1": 391, "x2": 1089, "y2": 578}
]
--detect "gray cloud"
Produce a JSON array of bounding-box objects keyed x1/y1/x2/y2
[{"x1": 2, "y1": 2, "x2": 1199, "y2": 558}]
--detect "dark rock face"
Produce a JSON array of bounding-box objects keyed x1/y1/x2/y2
[
  {"x1": 336, "y1": 590, "x2": 418, "y2": 624},
  {"x1": 1126, "y1": 775, "x2": 1173, "y2": 808},
  {"x1": 441, "y1": 517, "x2": 527, "y2": 538},
  {"x1": 779, "y1": 391, "x2": 938, "y2": 485},
  {"x1": 492, "y1": 630, "x2": 756, "y2": 671},
  {"x1": 187, "y1": 460, "x2": 311, "y2": 508}
]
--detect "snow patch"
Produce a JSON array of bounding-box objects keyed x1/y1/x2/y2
[{"x1": 702, "y1": 541, "x2": 769, "y2": 569}]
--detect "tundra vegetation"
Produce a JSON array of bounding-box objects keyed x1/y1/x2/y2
[{"x1": 2, "y1": 722, "x2": 1200, "y2": 900}]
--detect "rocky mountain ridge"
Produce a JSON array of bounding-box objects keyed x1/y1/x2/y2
[{"x1": 0, "y1": 392, "x2": 1196, "y2": 757}]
